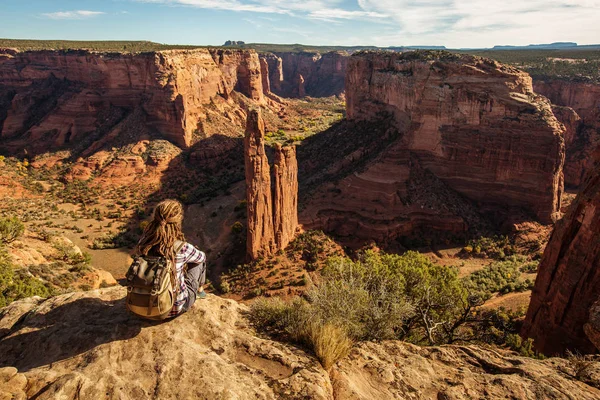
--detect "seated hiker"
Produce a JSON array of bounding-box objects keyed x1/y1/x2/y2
[{"x1": 127, "y1": 199, "x2": 206, "y2": 319}]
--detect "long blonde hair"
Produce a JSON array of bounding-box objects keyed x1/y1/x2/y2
[{"x1": 136, "y1": 199, "x2": 185, "y2": 262}]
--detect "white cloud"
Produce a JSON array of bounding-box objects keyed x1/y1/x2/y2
[
  {"x1": 133, "y1": 0, "x2": 600, "y2": 47},
  {"x1": 42, "y1": 10, "x2": 106, "y2": 20},
  {"x1": 357, "y1": 0, "x2": 600, "y2": 47},
  {"x1": 308, "y1": 8, "x2": 387, "y2": 21},
  {"x1": 136, "y1": 0, "x2": 385, "y2": 20}
]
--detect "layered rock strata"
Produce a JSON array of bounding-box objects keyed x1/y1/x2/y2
[
  {"x1": 534, "y1": 79, "x2": 600, "y2": 188},
  {"x1": 260, "y1": 51, "x2": 348, "y2": 98},
  {"x1": 347, "y1": 52, "x2": 565, "y2": 224},
  {"x1": 245, "y1": 109, "x2": 275, "y2": 259},
  {"x1": 522, "y1": 150, "x2": 600, "y2": 355},
  {"x1": 0, "y1": 48, "x2": 265, "y2": 152},
  {"x1": 2, "y1": 287, "x2": 600, "y2": 399},
  {"x1": 244, "y1": 110, "x2": 298, "y2": 260},
  {"x1": 273, "y1": 144, "x2": 299, "y2": 250},
  {"x1": 301, "y1": 51, "x2": 565, "y2": 245}
]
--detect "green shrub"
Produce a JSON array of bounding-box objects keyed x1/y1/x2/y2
[
  {"x1": 289, "y1": 230, "x2": 328, "y2": 268},
  {"x1": 231, "y1": 221, "x2": 244, "y2": 234},
  {"x1": 463, "y1": 236, "x2": 516, "y2": 260},
  {"x1": 0, "y1": 217, "x2": 25, "y2": 244},
  {"x1": 463, "y1": 258, "x2": 534, "y2": 301},
  {"x1": 0, "y1": 246, "x2": 54, "y2": 307},
  {"x1": 219, "y1": 280, "x2": 231, "y2": 294}
]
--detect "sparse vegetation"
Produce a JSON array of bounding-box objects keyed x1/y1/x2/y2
[
  {"x1": 250, "y1": 249, "x2": 545, "y2": 362},
  {"x1": 463, "y1": 258, "x2": 535, "y2": 301},
  {"x1": 0, "y1": 217, "x2": 24, "y2": 244},
  {"x1": 462, "y1": 235, "x2": 516, "y2": 260},
  {"x1": 566, "y1": 350, "x2": 598, "y2": 387},
  {"x1": 0, "y1": 245, "x2": 54, "y2": 307}
]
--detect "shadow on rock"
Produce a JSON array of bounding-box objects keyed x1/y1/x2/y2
[{"x1": 0, "y1": 294, "x2": 151, "y2": 371}]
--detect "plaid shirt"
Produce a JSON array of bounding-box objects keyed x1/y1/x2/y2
[{"x1": 169, "y1": 242, "x2": 206, "y2": 317}]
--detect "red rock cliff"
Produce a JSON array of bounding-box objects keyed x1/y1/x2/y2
[
  {"x1": 273, "y1": 144, "x2": 298, "y2": 250},
  {"x1": 534, "y1": 79, "x2": 600, "y2": 188},
  {"x1": 244, "y1": 110, "x2": 275, "y2": 260},
  {"x1": 522, "y1": 149, "x2": 600, "y2": 355},
  {"x1": 345, "y1": 52, "x2": 565, "y2": 224},
  {"x1": 0, "y1": 48, "x2": 264, "y2": 151},
  {"x1": 260, "y1": 51, "x2": 348, "y2": 98},
  {"x1": 244, "y1": 110, "x2": 298, "y2": 260}
]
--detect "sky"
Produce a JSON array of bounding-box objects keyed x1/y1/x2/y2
[{"x1": 1, "y1": 0, "x2": 599, "y2": 49}]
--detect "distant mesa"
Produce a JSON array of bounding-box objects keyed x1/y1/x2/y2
[
  {"x1": 224, "y1": 40, "x2": 246, "y2": 46},
  {"x1": 492, "y1": 42, "x2": 578, "y2": 50}
]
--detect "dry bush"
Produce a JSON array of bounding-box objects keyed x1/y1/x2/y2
[
  {"x1": 566, "y1": 350, "x2": 596, "y2": 383},
  {"x1": 249, "y1": 298, "x2": 352, "y2": 369},
  {"x1": 307, "y1": 322, "x2": 354, "y2": 370}
]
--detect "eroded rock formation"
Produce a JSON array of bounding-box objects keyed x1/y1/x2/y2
[
  {"x1": 244, "y1": 110, "x2": 298, "y2": 260},
  {"x1": 522, "y1": 150, "x2": 600, "y2": 355},
  {"x1": 2, "y1": 287, "x2": 600, "y2": 399},
  {"x1": 0, "y1": 48, "x2": 265, "y2": 153},
  {"x1": 301, "y1": 51, "x2": 565, "y2": 246},
  {"x1": 273, "y1": 144, "x2": 299, "y2": 250},
  {"x1": 534, "y1": 79, "x2": 600, "y2": 188},
  {"x1": 260, "y1": 51, "x2": 348, "y2": 98},
  {"x1": 245, "y1": 109, "x2": 275, "y2": 259}
]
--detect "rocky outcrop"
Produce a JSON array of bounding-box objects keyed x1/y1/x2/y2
[
  {"x1": 0, "y1": 287, "x2": 332, "y2": 400},
  {"x1": 534, "y1": 79, "x2": 600, "y2": 188},
  {"x1": 273, "y1": 144, "x2": 298, "y2": 250},
  {"x1": 261, "y1": 53, "x2": 283, "y2": 92},
  {"x1": 522, "y1": 151, "x2": 600, "y2": 355},
  {"x1": 2, "y1": 287, "x2": 600, "y2": 399},
  {"x1": 0, "y1": 48, "x2": 265, "y2": 153},
  {"x1": 259, "y1": 57, "x2": 271, "y2": 94},
  {"x1": 245, "y1": 109, "x2": 275, "y2": 259},
  {"x1": 244, "y1": 110, "x2": 298, "y2": 260},
  {"x1": 302, "y1": 52, "x2": 565, "y2": 246},
  {"x1": 332, "y1": 341, "x2": 600, "y2": 399},
  {"x1": 351, "y1": 52, "x2": 564, "y2": 219},
  {"x1": 260, "y1": 51, "x2": 348, "y2": 98}
]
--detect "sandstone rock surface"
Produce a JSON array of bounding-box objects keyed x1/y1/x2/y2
[
  {"x1": 261, "y1": 51, "x2": 348, "y2": 98},
  {"x1": 2, "y1": 288, "x2": 600, "y2": 400},
  {"x1": 273, "y1": 144, "x2": 299, "y2": 250},
  {"x1": 522, "y1": 152, "x2": 600, "y2": 355},
  {"x1": 0, "y1": 287, "x2": 332, "y2": 400},
  {"x1": 301, "y1": 52, "x2": 565, "y2": 246},
  {"x1": 0, "y1": 48, "x2": 265, "y2": 152},
  {"x1": 332, "y1": 341, "x2": 600, "y2": 400},
  {"x1": 244, "y1": 109, "x2": 275, "y2": 259},
  {"x1": 534, "y1": 79, "x2": 600, "y2": 188},
  {"x1": 346, "y1": 52, "x2": 565, "y2": 224},
  {"x1": 244, "y1": 110, "x2": 298, "y2": 260}
]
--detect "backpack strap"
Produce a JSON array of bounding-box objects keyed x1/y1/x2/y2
[{"x1": 170, "y1": 240, "x2": 186, "y2": 297}]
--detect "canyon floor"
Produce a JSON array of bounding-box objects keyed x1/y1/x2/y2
[{"x1": 0, "y1": 89, "x2": 553, "y2": 312}]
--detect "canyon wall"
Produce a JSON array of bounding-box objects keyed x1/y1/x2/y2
[
  {"x1": 533, "y1": 79, "x2": 600, "y2": 188},
  {"x1": 244, "y1": 110, "x2": 298, "y2": 260},
  {"x1": 302, "y1": 51, "x2": 565, "y2": 245},
  {"x1": 260, "y1": 51, "x2": 348, "y2": 98},
  {"x1": 522, "y1": 148, "x2": 600, "y2": 355},
  {"x1": 0, "y1": 48, "x2": 265, "y2": 153}
]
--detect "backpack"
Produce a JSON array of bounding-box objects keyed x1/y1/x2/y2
[{"x1": 125, "y1": 240, "x2": 185, "y2": 320}]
